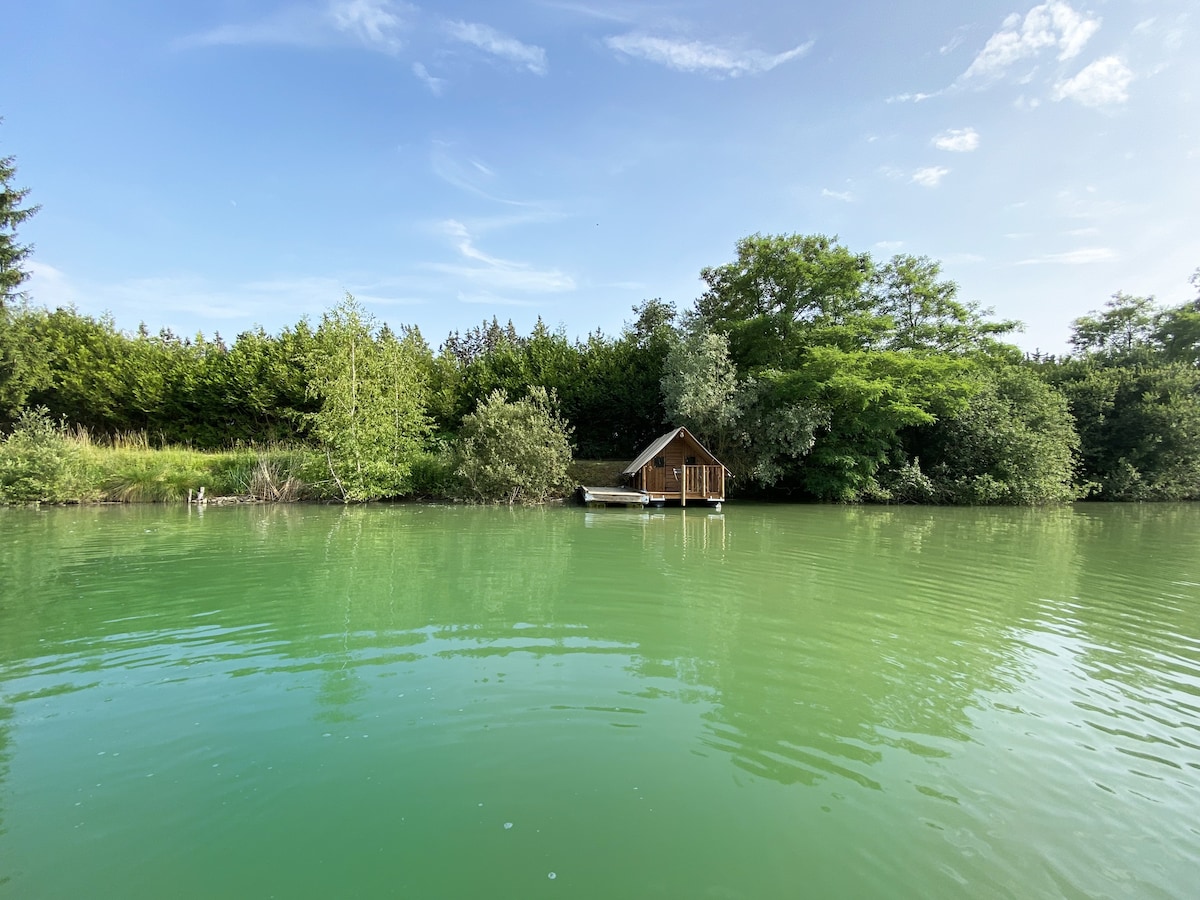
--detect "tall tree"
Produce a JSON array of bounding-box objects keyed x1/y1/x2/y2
[
  {"x1": 0, "y1": 130, "x2": 39, "y2": 309},
  {"x1": 695, "y1": 233, "x2": 882, "y2": 366},
  {"x1": 872, "y1": 254, "x2": 1019, "y2": 353},
  {"x1": 1069, "y1": 292, "x2": 1158, "y2": 357},
  {"x1": 306, "y1": 295, "x2": 430, "y2": 501}
]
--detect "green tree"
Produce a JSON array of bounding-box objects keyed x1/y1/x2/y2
[
  {"x1": 696, "y1": 233, "x2": 883, "y2": 366},
  {"x1": 907, "y1": 366, "x2": 1080, "y2": 504},
  {"x1": 0, "y1": 301, "x2": 52, "y2": 425},
  {"x1": 1, "y1": 131, "x2": 39, "y2": 308},
  {"x1": 660, "y1": 326, "x2": 740, "y2": 457},
  {"x1": 454, "y1": 387, "x2": 574, "y2": 503},
  {"x1": 1051, "y1": 361, "x2": 1200, "y2": 500},
  {"x1": 1152, "y1": 277, "x2": 1200, "y2": 366},
  {"x1": 872, "y1": 255, "x2": 1019, "y2": 353},
  {"x1": 1069, "y1": 292, "x2": 1158, "y2": 357},
  {"x1": 306, "y1": 295, "x2": 430, "y2": 501}
]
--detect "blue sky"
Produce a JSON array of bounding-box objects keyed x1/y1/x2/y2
[{"x1": 4, "y1": 0, "x2": 1198, "y2": 354}]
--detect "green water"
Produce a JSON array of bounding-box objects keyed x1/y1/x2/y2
[{"x1": 1, "y1": 503, "x2": 1198, "y2": 898}]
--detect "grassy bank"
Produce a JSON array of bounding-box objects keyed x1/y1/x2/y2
[
  {"x1": 0, "y1": 414, "x2": 604, "y2": 506},
  {"x1": 0, "y1": 418, "x2": 334, "y2": 505}
]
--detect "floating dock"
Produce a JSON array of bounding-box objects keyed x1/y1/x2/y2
[{"x1": 579, "y1": 486, "x2": 650, "y2": 507}]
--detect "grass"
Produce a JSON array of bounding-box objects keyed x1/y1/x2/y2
[
  {"x1": 0, "y1": 424, "x2": 331, "y2": 504},
  {"x1": 567, "y1": 459, "x2": 627, "y2": 488},
  {"x1": 3, "y1": 418, "x2": 618, "y2": 505}
]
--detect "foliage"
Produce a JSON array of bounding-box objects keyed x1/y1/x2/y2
[
  {"x1": 0, "y1": 407, "x2": 93, "y2": 504},
  {"x1": 905, "y1": 366, "x2": 1080, "y2": 504},
  {"x1": 1049, "y1": 361, "x2": 1200, "y2": 501},
  {"x1": 696, "y1": 233, "x2": 881, "y2": 366},
  {"x1": 454, "y1": 387, "x2": 574, "y2": 503},
  {"x1": 1069, "y1": 293, "x2": 1159, "y2": 358},
  {"x1": 660, "y1": 327, "x2": 740, "y2": 457},
  {"x1": 306, "y1": 295, "x2": 431, "y2": 502},
  {"x1": 1, "y1": 131, "x2": 40, "y2": 308},
  {"x1": 871, "y1": 255, "x2": 1019, "y2": 353},
  {"x1": 0, "y1": 220, "x2": 1193, "y2": 508}
]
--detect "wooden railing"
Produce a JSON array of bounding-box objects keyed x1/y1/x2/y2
[{"x1": 640, "y1": 465, "x2": 724, "y2": 499}]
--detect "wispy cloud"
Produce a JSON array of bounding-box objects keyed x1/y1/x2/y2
[
  {"x1": 332, "y1": 0, "x2": 412, "y2": 52},
  {"x1": 886, "y1": 91, "x2": 941, "y2": 104},
  {"x1": 177, "y1": 0, "x2": 414, "y2": 53},
  {"x1": 1018, "y1": 247, "x2": 1118, "y2": 265},
  {"x1": 1053, "y1": 56, "x2": 1133, "y2": 108},
  {"x1": 821, "y1": 188, "x2": 855, "y2": 203},
  {"x1": 912, "y1": 166, "x2": 951, "y2": 188},
  {"x1": 933, "y1": 127, "x2": 980, "y2": 152},
  {"x1": 412, "y1": 62, "x2": 446, "y2": 95},
  {"x1": 962, "y1": 1, "x2": 1101, "y2": 82},
  {"x1": 604, "y1": 34, "x2": 813, "y2": 77},
  {"x1": 430, "y1": 141, "x2": 534, "y2": 206},
  {"x1": 536, "y1": 1, "x2": 639, "y2": 24},
  {"x1": 436, "y1": 220, "x2": 575, "y2": 293},
  {"x1": 446, "y1": 21, "x2": 548, "y2": 75},
  {"x1": 25, "y1": 264, "x2": 427, "y2": 334}
]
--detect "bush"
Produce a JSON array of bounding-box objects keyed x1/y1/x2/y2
[
  {"x1": 454, "y1": 388, "x2": 574, "y2": 503},
  {"x1": 0, "y1": 407, "x2": 95, "y2": 504}
]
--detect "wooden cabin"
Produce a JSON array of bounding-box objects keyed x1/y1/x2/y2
[{"x1": 622, "y1": 426, "x2": 728, "y2": 508}]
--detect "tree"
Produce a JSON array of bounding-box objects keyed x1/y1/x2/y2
[
  {"x1": 1069, "y1": 292, "x2": 1158, "y2": 357},
  {"x1": 660, "y1": 326, "x2": 740, "y2": 457},
  {"x1": 454, "y1": 387, "x2": 574, "y2": 503},
  {"x1": 695, "y1": 233, "x2": 882, "y2": 367},
  {"x1": 872, "y1": 254, "x2": 1019, "y2": 353},
  {"x1": 1152, "y1": 287, "x2": 1200, "y2": 367},
  {"x1": 907, "y1": 366, "x2": 1080, "y2": 504},
  {"x1": 306, "y1": 295, "x2": 430, "y2": 501},
  {"x1": 1, "y1": 130, "x2": 39, "y2": 309},
  {"x1": 1051, "y1": 360, "x2": 1200, "y2": 501}
]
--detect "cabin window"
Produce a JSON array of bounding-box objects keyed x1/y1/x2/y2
[
  {"x1": 685, "y1": 455, "x2": 697, "y2": 465},
  {"x1": 653, "y1": 456, "x2": 666, "y2": 468}
]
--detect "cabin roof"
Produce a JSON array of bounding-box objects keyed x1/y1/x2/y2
[{"x1": 622, "y1": 426, "x2": 726, "y2": 475}]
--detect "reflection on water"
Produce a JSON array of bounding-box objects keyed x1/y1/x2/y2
[{"x1": 1, "y1": 503, "x2": 1199, "y2": 898}]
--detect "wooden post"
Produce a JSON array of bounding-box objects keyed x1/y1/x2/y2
[
  {"x1": 703, "y1": 466, "x2": 708, "y2": 497},
  {"x1": 681, "y1": 465, "x2": 687, "y2": 507}
]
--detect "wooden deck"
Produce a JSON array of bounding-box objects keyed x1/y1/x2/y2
[{"x1": 638, "y1": 464, "x2": 725, "y2": 505}]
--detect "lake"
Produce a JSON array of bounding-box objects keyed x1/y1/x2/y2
[{"x1": 1, "y1": 502, "x2": 1198, "y2": 898}]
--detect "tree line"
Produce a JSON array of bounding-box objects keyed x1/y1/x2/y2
[
  {"x1": 1, "y1": 244, "x2": 1197, "y2": 503},
  {"x1": 3, "y1": 138, "x2": 1199, "y2": 503}
]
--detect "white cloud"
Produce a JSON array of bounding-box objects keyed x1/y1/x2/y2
[
  {"x1": 933, "y1": 127, "x2": 981, "y2": 152},
  {"x1": 1018, "y1": 247, "x2": 1117, "y2": 265},
  {"x1": 446, "y1": 21, "x2": 548, "y2": 75},
  {"x1": 436, "y1": 220, "x2": 575, "y2": 293},
  {"x1": 331, "y1": 0, "x2": 411, "y2": 52},
  {"x1": 1053, "y1": 56, "x2": 1133, "y2": 108},
  {"x1": 430, "y1": 142, "x2": 534, "y2": 206},
  {"x1": 821, "y1": 188, "x2": 854, "y2": 203},
  {"x1": 911, "y1": 166, "x2": 951, "y2": 187},
  {"x1": 886, "y1": 91, "x2": 940, "y2": 104},
  {"x1": 874, "y1": 241, "x2": 905, "y2": 251},
  {"x1": 412, "y1": 62, "x2": 446, "y2": 95},
  {"x1": 604, "y1": 34, "x2": 813, "y2": 77},
  {"x1": 177, "y1": 0, "x2": 414, "y2": 53},
  {"x1": 963, "y1": 2, "x2": 1101, "y2": 82}
]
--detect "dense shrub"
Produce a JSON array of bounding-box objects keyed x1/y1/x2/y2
[
  {"x1": 0, "y1": 407, "x2": 94, "y2": 503},
  {"x1": 454, "y1": 388, "x2": 574, "y2": 503}
]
